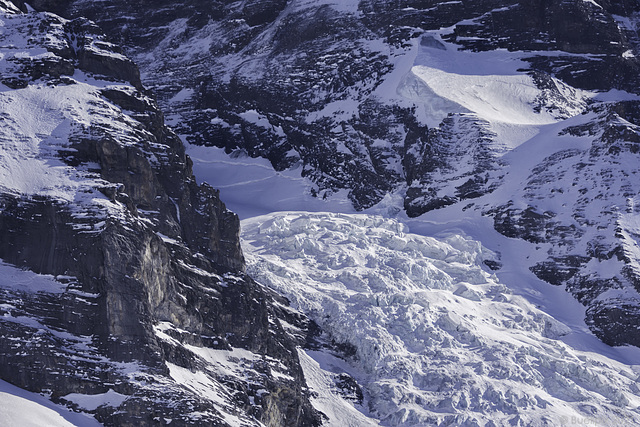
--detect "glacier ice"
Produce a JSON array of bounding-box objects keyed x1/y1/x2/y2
[{"x1": 242, "y1": 211, "x2": 640, "y2": 426}]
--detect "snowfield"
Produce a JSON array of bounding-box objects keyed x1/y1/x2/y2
[
  {"x1": 0, "y1": 379, "x2": 100, "y2": 427},
  {"x1": 242, "y1": 212, "x2": 640, "y2": 426}
]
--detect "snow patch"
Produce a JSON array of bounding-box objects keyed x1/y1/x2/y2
[
  {"x1": 62, "y1": 389, "x2": 128, "y2": 411},
  {"x1": 583, "y1": 0, "x2": 603, "y2": 9},
  {"x1": 239, "y1": 109, "x2": 286, "y2": 137},
  {"x1": 0, "y1": 379, "x2": 101, "y2": 427},
  {"x1": 0, "y1": 260, "x2": 69, "y2": 293},
  {"x1": 298, "y1": 349, "x2": 379, "y2": 426},
  {"x1": 410, "y1": 65, "x2": 555, "y2": 126}
]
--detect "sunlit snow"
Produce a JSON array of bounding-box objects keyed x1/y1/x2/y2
[
  {"x1": 188, "y1": 144, "x2": 356, "y2": 218},
  {"x1": 0, "y1": 379, "x2": 101, "y2": 427},
  {"x1": 62, "y1": 390, "x2": 128, "y2": 412},
  {"x1": 242, "y1": 212, "x2": 640, "y2": 426}
]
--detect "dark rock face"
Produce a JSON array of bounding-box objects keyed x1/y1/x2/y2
[
  {"x1": 0, "y1": 5, "x2": 320, "y2": 426},
  {"x1": 404, "y1": 113, "x2": 503, "y2": 218},
  {"x1": 586, "y1": 301, "x2": 640, "y2": 347},
  {"x1": 13, "y1": 0, "x2": 640, "y2": 387}
]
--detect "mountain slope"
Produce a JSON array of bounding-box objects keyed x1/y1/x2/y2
[
  {"x1": 55, "y1": 0, "x2": 640, "y2": 208},
  {"x1": 4, "y1": 0, "x2": 640, "y2": 426},
  {"x1": 0, "y1": 378, "x2": 101, "y2": 427},
  {"x1": 0, "y1": 4, "x2": 320, "y2": 425},
  {"x1": 38, "y1": 0, "x2": 640, "y2": 348}
]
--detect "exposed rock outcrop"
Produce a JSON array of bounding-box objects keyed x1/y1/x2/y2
[{"x1": 0, "y1": 5, "x2": 321, "y2": 425}]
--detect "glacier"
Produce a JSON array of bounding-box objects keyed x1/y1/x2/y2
[
  {"x1": 183, "y1": 27, "x2": 640, "y2": 423},
  {"x1": 241, "y1": 211, "x2": 640, "y2": 426},
  {"x1": 180, "y1": 12, "x2": 640, "y2": 425}
]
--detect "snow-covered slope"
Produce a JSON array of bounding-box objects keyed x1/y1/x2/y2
[
  {"x1": 0, "y1": 5, "x2": 135, "y2": 220},
  {"x1": 242, "y1": 211, "x2": 640, "y2": 426},
  {"x1": 0, "y1": 378, "x2": 100, "y2": 427}
]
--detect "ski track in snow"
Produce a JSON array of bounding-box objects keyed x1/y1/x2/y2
[{"x1": 188, "y1": 144, "x2": 357, "y2": 218}]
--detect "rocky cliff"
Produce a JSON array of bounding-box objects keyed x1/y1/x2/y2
[
  {"x1": 32, "y1": 0, "x2": 640, "y2": 350},
  {"x1": 0, "y1": 3, "x2": 321, "y2": 425}
]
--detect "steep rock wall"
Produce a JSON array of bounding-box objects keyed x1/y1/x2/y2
[{"x1": 0, "y1": 5, "x2": 320, "y2": 425}]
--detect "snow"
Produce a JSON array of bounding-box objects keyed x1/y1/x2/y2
[
  {"x1": 165, "y1": 362, "x2": 264, "y2": 427},
  {"x1": 155, "y1": 322, "x2": 283, "y2": 427},
  {"x1": 293, "y1": 0, "x2": 361, "y2": 15},
  {"x1": 169, "y1": 87, "x2": 194, "y2": 104},
  {"x1": 0, "y1": 75, "x2": 142, "y2": 224},
  {"x1": 62, "y1": 389, "x2": 128, "y2": 412},
  {"x1": 583, "y1": 0, "x2": 603, "y2": 9},
  {"x1": 306, "y1": 99, "x2": 360, "y2": 123},
  {"x1": 297, "y1": 349, "x2": 379, "y2": 426},
  {"x1": 392, "y1": 32, "x2": 592, "y2": 150},
  {"x1": 238, "y1": 110, "x2": 286, "y2": 137},
  {"x1": 0, "y1": 260, "x2": 69, "y2": 293},
  {"x1": 243, "y1": 211, "x2": 640, "y2": 426},
  {"x1": 410, "y1": 65, "x2": 554, "y2": 125},
  {"x1": 0, "y1": 83, "x2": 86, "y2": 200},
  {"x1": 0, "y1": 1, "x2": 20, "y2": 13},
  {"x1": 0, "y1": 8, "x2": 161, "y2": 227},
  {"x1": 0, "y1": 379, "x2": 101, "y2": 427},
  {"x1": 187, "y1": 144, "x2": 356, "y2": 218},
  {"x1": 165, "y1": 363, "x2": 230, "y2": 416}
]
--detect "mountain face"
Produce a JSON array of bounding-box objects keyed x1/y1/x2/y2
[
  {"x1": 3, "y1": 0, "x2": 640, "y2": 426},
  {"x1": 36, "y1": 0, "x2": 640, "y2": 349},
  {"x1": 0, "y1": 3, "x2": 321, "y2": 425},
  {"x1": 52, "y1": 0, "x2": 640, "y2": 206}
]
